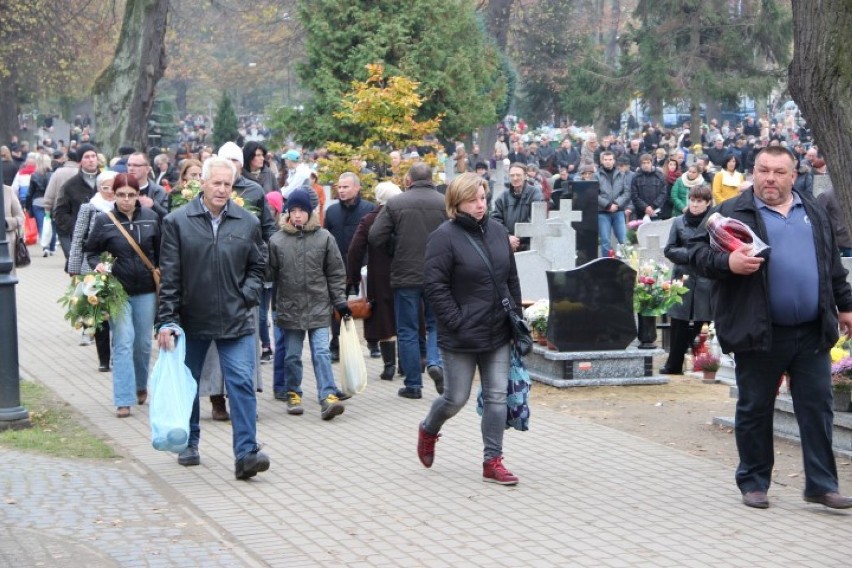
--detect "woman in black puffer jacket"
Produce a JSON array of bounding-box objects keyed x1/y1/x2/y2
[
  {"x1": 84, "y1": 173, "x2": 161, "y2": 418},
  {"x1": 418, "y1": 172, "x2": 522, "y2": 486}
]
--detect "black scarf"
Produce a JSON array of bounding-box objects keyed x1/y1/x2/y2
[{"x1": 684, "y1": 208, "x2": 708, "y2": 227}]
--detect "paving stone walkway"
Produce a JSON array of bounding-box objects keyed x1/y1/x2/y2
[{"x1": 3, "y1": 251, "x2": 850, "y2": 566}]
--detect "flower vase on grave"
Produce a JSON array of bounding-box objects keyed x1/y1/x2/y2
[{"x1": 637, "y1": 315, "x2": 657, "y2": 349}]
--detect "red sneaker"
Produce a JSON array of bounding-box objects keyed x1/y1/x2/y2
[
  {"x1": 482, "y1": 456, "x2": 519, "y2": 485},
  {"x1": 417, "y1": 423, "x2": 441, "y2": 468}
]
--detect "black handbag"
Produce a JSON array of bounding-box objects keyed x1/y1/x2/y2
[
  {"x1": 461, "y1": 231, "x2": 533, "y2": 356},
  {"x1": 15, "y1": 231, "x2": 31, "y2": 268}
]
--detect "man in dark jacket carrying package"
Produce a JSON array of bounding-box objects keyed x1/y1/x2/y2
[
  {"x1": 156, "y1": 157, "x2": 270, "y2": 480},
  {"x1": 690, "y1": 146, "x2": 852, "y2": 510}
]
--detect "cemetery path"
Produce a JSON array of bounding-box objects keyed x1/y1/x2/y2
[
  {"x1": 535, "y1": 373, "x2": 852, "y2": 493},
  {"x1": 6, "y1": 252, "x2": 852, "y2": 567}
]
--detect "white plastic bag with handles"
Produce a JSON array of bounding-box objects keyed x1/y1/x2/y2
[{"x1": 339, "y1": 317, "x2": 367, "y2": 396}]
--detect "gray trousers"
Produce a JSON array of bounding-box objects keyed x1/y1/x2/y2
[{"x1": 423, "y1": 343, "x2": 511, "y2": 461}]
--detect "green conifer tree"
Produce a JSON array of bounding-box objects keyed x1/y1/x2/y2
[{"x1": 213, "y1": 92, "x2": 239, "y2": 149}]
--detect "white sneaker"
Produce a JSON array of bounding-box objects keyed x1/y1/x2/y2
[{"x1": 79, "y1": 332, "x2": 92, "y2": 346}]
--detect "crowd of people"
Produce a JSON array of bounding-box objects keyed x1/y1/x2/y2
[{"x1": 2, "y1": 108, "x2": 851, "y2": 501}]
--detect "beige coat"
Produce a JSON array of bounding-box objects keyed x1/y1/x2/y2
[{"x1": 4, "y1": 184, "x2": 25, "y2": 271}]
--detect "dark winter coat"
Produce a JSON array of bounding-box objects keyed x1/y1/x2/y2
[
  {"x1": 368, "y1": 180, "x2": 446, "y2": 288},
  {"x1": 664, "y1": 214, "x2": 712, "y2": 322},
  {"x1": 424, "y1": 213, "x2": 521, "y2": 353},
  {"x1": 688, "y1": 188, "x2": 852, "y2": 353},
  {"x1": 267, "y1": 213, "x2": 346, "y2": 330},
  {"x1": 139, "y1": 181, "x2": 170, "y2": 219},
  {"x1": 631, "y1": 169, "x2": 669, "y2": 218},
  {"x1": 54, "y1": 171, "x2": 98, "y2": 236},
  {"x1": 348, "y1": 207, "x2": 395, "y2": 340},
  {"x1": 555, "y1": 147, "x2": 581, "y2": 171},
  {"x1": 325, "y1": 195, "x2": 376, "y2": 275},
  {"x1": 233, "y1": 175, "x2": 277, "y2": 242},
  {"x1": 157, "y1": 196, "x2": 266, "y2": 340},
  {"x1": 84, "y1": 205, "x2": 161, "y2": 296}
]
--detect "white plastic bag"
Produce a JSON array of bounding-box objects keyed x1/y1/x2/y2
[
  {"x1": 339, "y1": 317, "x2": 367, "y2": 396},
  {"x1": 149, "y1": 326, "x2": 198, "y2": 453},
  {"x1": 40, "y1": 214, "x2": 53, "y2": 249}
]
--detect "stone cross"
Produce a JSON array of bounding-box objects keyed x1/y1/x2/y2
[
  {"x1": 637, "y1": 234, "x2": 668, "y2": 267},
  {"x1": 513, "y1": 202, "x2": 559, "y2": 253},
  {"x1": 546, "y1": 200, "x2": 583, "y2": 269}
]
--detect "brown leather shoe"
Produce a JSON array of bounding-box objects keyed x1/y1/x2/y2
[
  {"x1": 210, "y1": 395, "x2": 229, "y2": 421},
  {"x1": 742, "y1": 491, "x2": 769, "y2": 509},
  {"x1": 804, "y1": 492, "x2": 852, "y2": 509},
  {"x1": 136, "y1": 390, "x2": 148, "y2": 405}
]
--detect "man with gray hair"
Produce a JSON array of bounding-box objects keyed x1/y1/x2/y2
[{"x1": 156, "y1": 157, "x2": 270, "y2": 480}]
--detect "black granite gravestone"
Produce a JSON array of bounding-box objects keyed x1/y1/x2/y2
[
  {"x1": 565, "y1": 181, "x2": 598, "y2": 266},
  {"x1": 546, "y1": 258, "x2": 637, "y2": 351}
]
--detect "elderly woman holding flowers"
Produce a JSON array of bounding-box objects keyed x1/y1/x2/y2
[
  {"x1": 68, "y1": 170, "x2": 118, "y2": 370},
  {"x1": 84, "y1": 173, "x2": 161, "y2": 418}
]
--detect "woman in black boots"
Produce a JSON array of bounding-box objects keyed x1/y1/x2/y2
[{"x1": 659, "y1": 184, "x2": 714, "y2": 374}]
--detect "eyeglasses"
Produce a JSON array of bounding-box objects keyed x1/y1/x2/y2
[
  {"x1": 99, "y1": 185, "x2": 114, "y2": 192},
  {"x1": 115, "y1": 192, "x2": 138, "y2": 199}
]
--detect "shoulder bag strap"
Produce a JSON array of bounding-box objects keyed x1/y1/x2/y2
[
  {"x1": 460, "y1": 230, "x2": 515, "y2": 315},
  {"x1": 106, "y1": 211, "x2": 156, "y2": 272}
]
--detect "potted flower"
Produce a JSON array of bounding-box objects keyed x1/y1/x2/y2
[
  {"x1": 633, "y1": 259, "x2": 689, "y2": 348},
  {"x1": 830, "y1": 356, "x2": 852, "y2": 412},
  {"x1": 523, "y1": 300, "x2": 549, "y2": 344},
  {"x1": 694, "y1": 352, "x2": 721, "y2": 383}
]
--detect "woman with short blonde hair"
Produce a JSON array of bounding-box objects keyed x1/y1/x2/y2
[{"x1": 418, "y1": 172, "x2": 523, "y2": 486}]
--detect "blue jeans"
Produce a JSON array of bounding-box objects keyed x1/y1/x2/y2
[
  {"x1": 733, "y1": 322, "x2": 838, "y2": 496},
  {"x1": 282, "y1": 327, "x2": 337, "y2": 403},
  {"x1": 184, "y1": 334, "x2": 258, "y2": 461},
  {"x1": 32, "y1": 205, "x2": 56, "y2": 251},
  {"x1": 111, "y1": 293, "x2": 156, "y2": 407},
  {"x1": 272, "y1": 324, "x2": 287, "y2": 394},
  {"x1": 394, "y1": 287, "x2": 441, "y2": 389},
  {"x1": 423, "y1": 343, "x2": 511, "y2": 460},
  {"x1": 598, "y1": 211, "x2": 627, "y2": 257}
]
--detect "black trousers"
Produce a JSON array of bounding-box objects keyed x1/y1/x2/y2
[
  {"x1": 733, "y1": 322, "x2": 838, "y2": 496},
  {"x1": 95, "y1": 320, "x2": 111, "y2": 365},
  {"x1": 662, "y1": 318, "x2": 706, "y2": 373}
]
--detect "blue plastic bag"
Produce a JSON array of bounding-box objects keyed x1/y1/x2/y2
[{"x1": 149, "y1": 326, "x2": 197, "y2": 453}]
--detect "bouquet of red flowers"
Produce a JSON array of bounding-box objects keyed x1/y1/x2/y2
[{"x1": 706, "y1": 212, "x2": 770, "y2": 257}]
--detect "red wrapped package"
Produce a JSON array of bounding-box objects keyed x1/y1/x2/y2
[{"x1": 706, "y1": 212, "x2": 770, "y2": 257}]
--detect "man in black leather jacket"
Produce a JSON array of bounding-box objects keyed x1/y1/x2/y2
[{"x1": 156, "y1": 157, "x2": 270, "y2": 481}]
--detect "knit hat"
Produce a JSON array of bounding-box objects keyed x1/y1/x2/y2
[
  {"x1": 374, "y1": 181, "x2": 401, "y2": 205},
  {"x1": 286, "y1": 189, "x2": 313, "y2": 215},
  {"x1": 77, "y1": 143, "x2": 98, "y2": 158},
  {"x1": 218, "y1": 142, "x2": 243, "y2": 166}
]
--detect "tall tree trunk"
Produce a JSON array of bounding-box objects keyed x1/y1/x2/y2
[
  {"x1": 92, "y1": 0, "x2": 169, "y2": 157},
  {"x1": 0, "y1": 71, "x2": 20, "y2": 146},
  {"x1": 789, "y1": 1, "x2": 852, "y2": 229}
]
